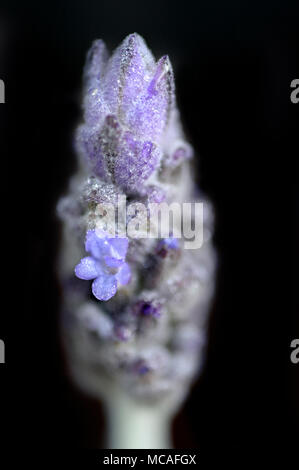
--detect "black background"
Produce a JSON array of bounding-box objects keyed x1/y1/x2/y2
[{"x1": 0, "y1": 0, "x2": 298, "y2": 459}]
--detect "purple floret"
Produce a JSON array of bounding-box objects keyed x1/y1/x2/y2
[
  {"x1": 133, "y1": 300, "x2": 161, "y2": 318},
  {"x1": 75, "y1": 229, "x2": 131, "y2": 301}
]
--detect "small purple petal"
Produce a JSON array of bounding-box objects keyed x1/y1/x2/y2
[
  {"x1": 104, "y1": 256, "x2": 123, "y2": 269},
  {"x1": 114, "y1": 132, "x2": 162, "y2": 192},
  {"x1": 92, "y1": 273, "x2": 117, "y2": 301},
  {"x1": 128, "y1": 55, "x2": 174, "y2": 141},
  {"x1": 163, "y1": 238, "x2": 179, "y2": 249},
  {"x1": 85, "y1": 230, "x2": 110, "y2": 259},
  {"x1": 94, "y1": 227, "x2": 109, "y2": 238},
  {"x1": 116, "y1": 262, "x2": 131, "y2": 285},
  {"x1": 75, "y1": 256, "x2": 101, "y2": 280},
  {"x1": 108, "y1": 237, "x2": 128, "y2": 260}
]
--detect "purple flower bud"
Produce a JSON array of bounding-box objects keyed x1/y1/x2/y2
[
  {"x1": 132, "y1": 359, "x2": 151, "y2": 376},
  {"x1": 133, "y1": 300, "x2": 161, "y2": 318},
  {"x1": 166, "y1": 141, "x2": 193, "y2": 168},
  {"x1": 75, "y1": 33, "x2": 177, "y2": 194}
]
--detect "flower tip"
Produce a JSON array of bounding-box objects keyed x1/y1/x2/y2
[
  {"x1": 160, "y1": 54, "x2": 170, "y2": 65},
  {"x1": 158, "y1": 54, "x2": 172, "y2": 71},
  {"x1": 120, "y1": 32, "x2": 153, "y2": 67},
  {"x1": 84, "y1": 39, "x2": 109, "y2": 83},
  {"x1": 125, "y1": 32, "x2": 145, "y2": 47},
  {"x1": 90, "y1": 38, "x2": 107, "y2": 52},
  {"x1": 127, "y1": 32, "x2": 139, "y2": 43},
  {"x1": 148, "y1": 54, "x2": 174, "y2": 97}
]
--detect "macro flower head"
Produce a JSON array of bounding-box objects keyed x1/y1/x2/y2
[
  {"x1": 57, "y1": 33, "x2": 216, "y2": 404},
  {"x1": 75, "y1": 229, "x2": 131, "y2": 301}
]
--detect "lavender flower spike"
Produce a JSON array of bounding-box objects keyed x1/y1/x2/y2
[{"x1": 57, "y1": 34, "x2": 216, "y2": 448}]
